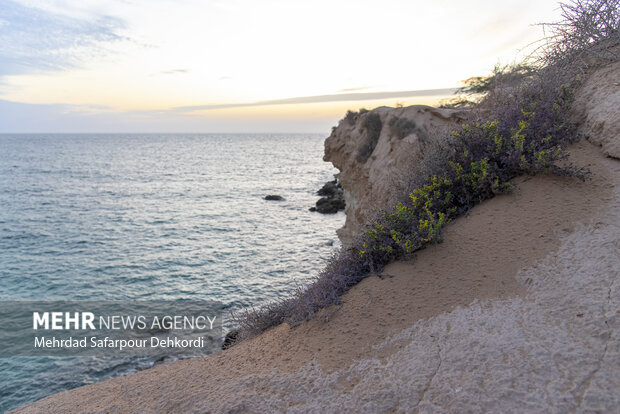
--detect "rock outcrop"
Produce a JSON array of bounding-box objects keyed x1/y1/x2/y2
[
  {"x1": 324, "y1": 105, "x2": 467, "y2": 245},
  {"x1": 571, "y1": 58, "x2": 620, "y2": 159}
]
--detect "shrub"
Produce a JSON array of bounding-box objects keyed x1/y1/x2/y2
[
  {"x1": 535, "y1": 0, "x2": 619, "y2": 68},
  {"x1": 388, "y1": 116, "x2": 422, "y2": 141},
  {"x1": 344, "y1": 110, "x2": 357, "y2": 125},
  {"x1": 357, "y1": 112, "x2": 383, "y2": 162},
  {"x1": 438, "y1": 97, "x2": 475, "y2": 109},
  {"x1": 357, "y1": 99, "x2": 588, "y2": 273},
  {"x1": 344, "y1": 108, "x2": 370, "y2": 125}
]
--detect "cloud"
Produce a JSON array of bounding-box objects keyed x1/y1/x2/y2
[
  {"x1": 0, "y1": 0, "x2": 127, "y2": 77},
  {"x1": 160, "y1": 69, "x2": 189, "y2": 75},
  {"x1": 173, "y1": 88, "x2": 457, "y2": 113},
  {"x1": 337, "y1": 86, "x2": 374, "y2": 92},
  {"x1": 0, "y1": 98, "x2": 181, "y2": 132},
  {"x1": 0, "y1": 87, "x2": 456, "y2": 132},
  {"x1": 0, "y1": 99, "x2": 336, "y2": 133}
]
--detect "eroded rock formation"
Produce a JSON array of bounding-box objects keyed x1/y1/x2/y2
[{"x1": 324, "y1": 105, "x2": 467, "y2": 245}]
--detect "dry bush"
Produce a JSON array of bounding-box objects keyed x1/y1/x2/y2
[
  {"x1": 357, "y1": 112, "x2": 383, "y2": 162},
  {"x1": 535, "y1": 0, "x2": 619, "y2": 68},
  {"x1": 388, "y1": 116, "x2": 419, "y2": 140}
]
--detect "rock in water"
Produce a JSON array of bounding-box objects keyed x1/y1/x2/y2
[
  {"x1": 315, "y1": 193, "x2": 345, "y2": 214},
  {"x1": 311, "y1": 179, "x2": 345, "y2": 214},
  {"x1": 264, "y1": 195, "x2": 284, "y2": 201},
  {"x1": 317, "y1": 180, "x2": 340, "y2": 197}
]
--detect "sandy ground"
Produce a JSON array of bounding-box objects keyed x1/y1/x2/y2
[{"x1": 13, "y1": 140, "x2": 619, "y2": 413}]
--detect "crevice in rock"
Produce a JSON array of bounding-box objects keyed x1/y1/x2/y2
[
  {"x1": 574, "y1": 277, "x2": 615, "y2": 411},
  {"x1": 414, "y1": 336, "x2": 442, "y2": 412}
]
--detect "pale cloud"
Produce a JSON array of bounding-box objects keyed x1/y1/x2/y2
[
  {"x1": 0, "y1": 0, "x2": 128, "y2": 77},
  {"x1": 160, "y1": 69, "x2": 189, "y2": 75},
  {"x1": 0, "y1": 98, "x2": 341, "y2": 133},
  {"x1": 174, "y1": 88, "x2": 456, "y2": 113},
  {"x1": 337, "y1": 86, "x2": 375, "y2": 93}
]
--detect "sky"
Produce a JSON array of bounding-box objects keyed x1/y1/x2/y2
[{"x1": 0, "y1": 0, "x2": 565, "y2": 133}]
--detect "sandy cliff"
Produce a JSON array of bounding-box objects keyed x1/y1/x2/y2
[{"x1": 324, "y1": 106, "x2": 467, "y2": 245}]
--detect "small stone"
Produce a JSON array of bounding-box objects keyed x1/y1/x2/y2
[{"x1": 264, "y1": 195, "x2": 284, "y2": 201}]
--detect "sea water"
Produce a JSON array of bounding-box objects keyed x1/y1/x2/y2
[{"x1": 0, "y1": 133, "x2": 344, "y2": 411}]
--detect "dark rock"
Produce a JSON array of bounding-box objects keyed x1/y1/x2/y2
[
  {"x1": 311, "y1": 178, "x2": 345, "y2": 214},
  {"x1": 222, "y1": 329, "x2": 239, "y2": 350},
  {"x1": 264, "y1": 195, "x2": 285, "y2": 201},
  {"x1": 315, "y1": 193, "x2": 345, "y2": 214},
  {"x1": 317, "y1": 180, "x2": 339, "y2": 197},
  {"x1": 146, "y1": 326, "x2": 170, "y2": 335},
  {"x1": 152, "y1": 355, "x2": 175, "y2": 366},
  {"x1": 309, "y1": 207, "x2": 317, "y2": 212}
]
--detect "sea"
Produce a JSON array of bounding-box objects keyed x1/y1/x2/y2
[{"x1": 0, "y1": 133, "x2": 344, "y2": 412}]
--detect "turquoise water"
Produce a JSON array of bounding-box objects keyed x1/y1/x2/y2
[{"x1": 0, "y1": 133, "x2": 344, "y2": 411}]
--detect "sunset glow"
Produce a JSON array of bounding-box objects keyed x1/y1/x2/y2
[{"x1": 0, "y1": 0, "x2": 565, "y2": 132}]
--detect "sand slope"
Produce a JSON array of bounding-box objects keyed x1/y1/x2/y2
[{"x1": 13, "y1": 140, "x2": 619, "y2": 413}]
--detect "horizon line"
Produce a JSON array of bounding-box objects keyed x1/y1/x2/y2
[{"x1": 0, "y1": 131, "x2": 330, "y2": 135}]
